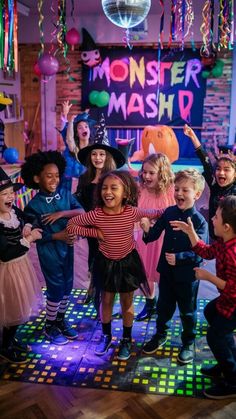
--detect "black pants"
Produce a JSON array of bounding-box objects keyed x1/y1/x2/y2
[
  {"x1": 204, "y1": 298, "x2": 236, "y2": 386},
  {"x1": 156, "y1": 272, "x2": 199, "y2": 345}
]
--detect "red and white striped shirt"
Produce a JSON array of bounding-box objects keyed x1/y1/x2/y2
[{"x1": 67, "y1": 206, "x2": 162, "y2": 260}]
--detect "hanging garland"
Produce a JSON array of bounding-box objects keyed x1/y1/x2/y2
[{"x1": 0, "y1": 0, "x2": 18, "y2": 73}]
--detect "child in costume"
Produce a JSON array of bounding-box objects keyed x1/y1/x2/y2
[
  {"x1": 0, "y1": 167, "x2": 42, "y2": 364},
  {"x1": 60, "y1": 101, "x2": 96, "y2": 188},
  {"x1": 21, "y1": 151, "x2": 83, "y2": 345},
  {"x1": 135, "y1": 153, "x2": 175, "y2": 321},
  {"x1": 141, "y1": 169, "x2": 208, "y2": 364},
  {"x1": 170, "y1": 195, "x2": 236, "y2": 399},
  {"x1": 75, "y1": 114, "x2": 125, "y2": 305},
  {"x1": 67, "y1": 170, "x2": 163, "y2": 361},
  {"x1": 184, "y1": 124, "x2": 236, "y2": 238}
]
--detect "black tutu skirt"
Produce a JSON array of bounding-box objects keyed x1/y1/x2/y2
[{"x1": 93, "y1": 249, "x2": 150, "y2": 294}]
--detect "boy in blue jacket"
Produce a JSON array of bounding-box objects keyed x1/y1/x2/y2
[{"x1": 141, "y1": 169, "x2": 208, "y2": 364}]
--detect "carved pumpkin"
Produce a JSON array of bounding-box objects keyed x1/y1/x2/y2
[{"x1": 130, "y1": 125, "x2": 179, "y2": 163}]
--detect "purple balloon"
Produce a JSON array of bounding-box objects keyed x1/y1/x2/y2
[{"x1": 38, "y1": 53, "x2": 59, "y2": 76}]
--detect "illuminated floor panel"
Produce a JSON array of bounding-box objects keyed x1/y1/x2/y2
[{"x1": 0, "y1": 290, "x2": 217, "y2": 398}]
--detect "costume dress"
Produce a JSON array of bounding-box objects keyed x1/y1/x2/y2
[
  {"x1": 24, "y1": 188, "x2": 82, "y2": 302},
  {"x1": 135, "y1": 185, "x2": 175, "y2": 284},
  {"x1": 143, "y1": 205, "x2": 208, "y2": 345},
  {"x1": 196, "y1": 146, "x2": 236, "y2": 238},
  {"x1": 192, "y1": 238, "x2": 236, "y2": 386},
  {"x1": 67, "y1": 206, "x2": 162, "y2": 293},
  {"x1": 0, "y1": 206, "x2": 41, "y2": 327}
]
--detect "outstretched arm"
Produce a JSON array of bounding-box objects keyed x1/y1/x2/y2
[{"x1": 183, "y1": 124, "x2": 201, "y2": 149}]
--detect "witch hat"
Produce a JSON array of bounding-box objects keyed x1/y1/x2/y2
[
  {"x1": 0, "y1": 166, "x2": 23, "y2": 192},
  {"x1": 81, "y1": 28, "x2": 97, "y2": 52},
  {"x1": 77, "y1": 114, "x2": 126, "y2": 168}
]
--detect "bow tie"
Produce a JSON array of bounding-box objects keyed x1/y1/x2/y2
[{"x1": 46, "y1": 193, "x2": 61, "y2": 204}]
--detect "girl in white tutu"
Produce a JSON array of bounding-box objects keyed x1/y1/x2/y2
[{"x1": 0, "y1": 167, "x2": 42, "y2": 364}]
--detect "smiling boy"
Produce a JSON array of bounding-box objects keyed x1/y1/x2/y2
[{"x1": 140, "y1": 169, "x2": 208, "y2": 364}]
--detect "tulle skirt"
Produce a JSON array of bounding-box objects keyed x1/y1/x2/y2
[
  {"x1": 0, "y1": 254, "x2": 42, "y2": 327},
  {"x1": 93, "y1": 249, "x2": 150, "y2": 294}
]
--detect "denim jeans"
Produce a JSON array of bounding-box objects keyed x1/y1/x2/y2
[{"x1": 204, "y1": 298, "x2": 236, "y2": 386}]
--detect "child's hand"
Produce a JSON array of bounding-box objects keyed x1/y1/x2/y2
[
  {"x1": 140, "y1": 217, "x2": 151, "y2": 233},
  {"x1": 193, "y1": 267, "x2": 210, "y2": 281},
  {"x1": 183, "y1": 124, "x2": 201, "y2": 148},
  {"x1": 42, "y1": 212, "x2": 63, "y2": 225},
  {"x1": 165, "y1": 252, "x2": 176, "y2": 266},
  {"x1": 27, "y1": 228, "x2": 42, "y2": 243},
  {"x1": 62, "y1": 100, "x2": 72, "y2": 117},
  {"x1": 22, "y1": 224, "x2": 32, "y2": 237},
  {"x1": 170, "y1": 217, "x2": 194, "y2": 235},
  {"x1": 97, "y1": 228, "x2": 104, "y2": 241}
]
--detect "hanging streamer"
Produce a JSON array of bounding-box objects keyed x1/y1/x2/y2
[
  {"x1": 185, "y1": 0, "x2": 195, "y2": 50},
  {"x1": 13, "y1": 0, "x2": 18, "y2": 72},
  {"x1": 168, "y1": 0, "x2": 176, "y2": 48},
  {"x1": 0, "y1": 1, "x2": 4, "y2": 69},
  {"x1": 4, "y1": 0, "x2": 9, "y2": 69},
  {"x1": 123, "y1": 29, "x2": 133, "y2": 50},
  {"x1": 159, "y1": 0, "x2": 164, "y2": 49},
  {"x1": 200, "y1": 0, "x2": 212, "y2": 57},
  {"x1": 38, "y1": 0, "x2": 45, "y2": 55}
]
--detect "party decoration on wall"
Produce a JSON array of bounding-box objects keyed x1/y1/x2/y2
[
  {"x1": 200, "y1": 0, "x2": 215, "y2": 59},
  {"x1": 201, "y1": 59, "x2": 224, "y2": 79},
  {"x1": 38, "y1": 53, "x2": 59, "y2": 76},
  {"x1": 89, "y1": 90, "x2": 110, "y2": 107},
  {"x1": 82, "y1": 48, "x2": 206, "y2": 127},
  {"x1": 65, "y1": 27, "x2": 80, "y2": 50},
  {"x1": 80, "y1": 28, "x2": 101, "y2": 68},
  {"x1": 3, "y1": 147, "x2": 19, "y2": 164},
  {"x1": 33, "y1": 61, "x2": 42, "y2": 77},
  {"x1": 0, "y1": 0, "x2": 18, "y2": 73},
  {"x1": 101, "y1": 0, "x2": 151, "y2": 48},
  {"x1": 130, "y1": 125, "x2": 179, "y2": 164}
]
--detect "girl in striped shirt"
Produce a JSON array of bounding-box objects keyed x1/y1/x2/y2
[{"x1": 67, "y1": 170, "x2": 162, "y2": 361}]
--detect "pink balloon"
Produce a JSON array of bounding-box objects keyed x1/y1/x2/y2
[
  {"x1": 38, "y1": 53, "x2": 59, "y2": 76},
  {"x1": 65, "y1": 28, "x2": 80, "y2": 46}
]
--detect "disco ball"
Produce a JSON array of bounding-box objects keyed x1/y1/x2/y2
[{"x1": 101, "y1": 0, "x2": 151, "y2": 29}]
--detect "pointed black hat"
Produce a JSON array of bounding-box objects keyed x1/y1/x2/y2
[{"x1": 81, "y1": 28, "x2": 97, "y2": 51}]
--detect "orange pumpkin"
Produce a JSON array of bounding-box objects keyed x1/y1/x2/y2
[{"x1": 130, "y1": 125, "x2": 179, "y2": 163}]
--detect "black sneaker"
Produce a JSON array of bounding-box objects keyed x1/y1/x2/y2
[
  {"x1": 95, "y1": 334, "x2": 112, "y2": 355},
  {"x1": 143, "y1": 334, "x2": 167, "y2": 354},
  {"x1": 203, "y1": 383, "x2": 236, "y2": 400},
  {"x1": 11, "y1": 337, "x2": 31, "y2": 352},
  {"x1": 44, "y1": 325, "x2": 69, "y2": 345},
  {"x1": 200, "y1": 364, "x2": 223, "y2": 379},
  {"x1": 177, "y1": 344, "x2": 194, "y2": 364},
  {"x1": 117, "y1": 338, "x2": 132, "y2": 361},
  {"x1": 56, "y1": 320, "x2": 78, "y2": 340},
  {"x1": 0, "y1": 347, "x2": 28, "y2": 364}
]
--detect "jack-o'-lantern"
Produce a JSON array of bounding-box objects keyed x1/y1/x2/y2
[{"x1": 130, "y1": 125, "x2": 179, "y2": 163}]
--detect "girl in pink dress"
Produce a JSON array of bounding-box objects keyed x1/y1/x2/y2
[{"x1": 135, "y1": 153, "x2": 175, "y2": 321}]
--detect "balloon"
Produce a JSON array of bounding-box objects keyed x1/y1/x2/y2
[
  {"x1": 33, "y1": 62, "x2": 42, "y2": 77},
  {"x1": 202, "y1": 70, "x2": 210, "y2": 78},
  {"x1": 3, "y1": 147, "x2": 19, "y2": 164},
  {"x1": 211, "y1": 65, "x2": 223, "y2": 78},
  {"x1": 96, "y1": 91, "x2": 110, "y2": 107},
  {"x1": 65, "y1": 28, "x2": 80, "y2": 50},
  {"x1": 38, "y1": 53, "x2": 59, "y2": 76},
  {"x1": 101, "y1": 0, "x2": 151, "y2": 29},
  {"x1": 89, "y1": 90, "x2": 99, "y2": 105}
]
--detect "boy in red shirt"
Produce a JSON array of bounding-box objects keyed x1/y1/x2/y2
[{"x1": 171, "y1": 195, "x2": 236, "y2": 400}]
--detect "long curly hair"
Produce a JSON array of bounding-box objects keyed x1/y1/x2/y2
[
  {"x1": 21, "y1": 150, "x2": 66, "y2": 190},
  {"x1": 139, "y1": 153, "x2": 175, "y2": 194},
  {"x1": 95, "y1": 170, "x2": 138, "y2": 207}
]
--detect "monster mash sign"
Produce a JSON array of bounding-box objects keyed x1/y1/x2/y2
[{"x1": 82, "y1": 48, "x2": 206, "y2": 127}]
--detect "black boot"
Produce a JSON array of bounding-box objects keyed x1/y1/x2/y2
[{"x1": 136, "y1": 298, "x2": 156, "y2": 321}]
